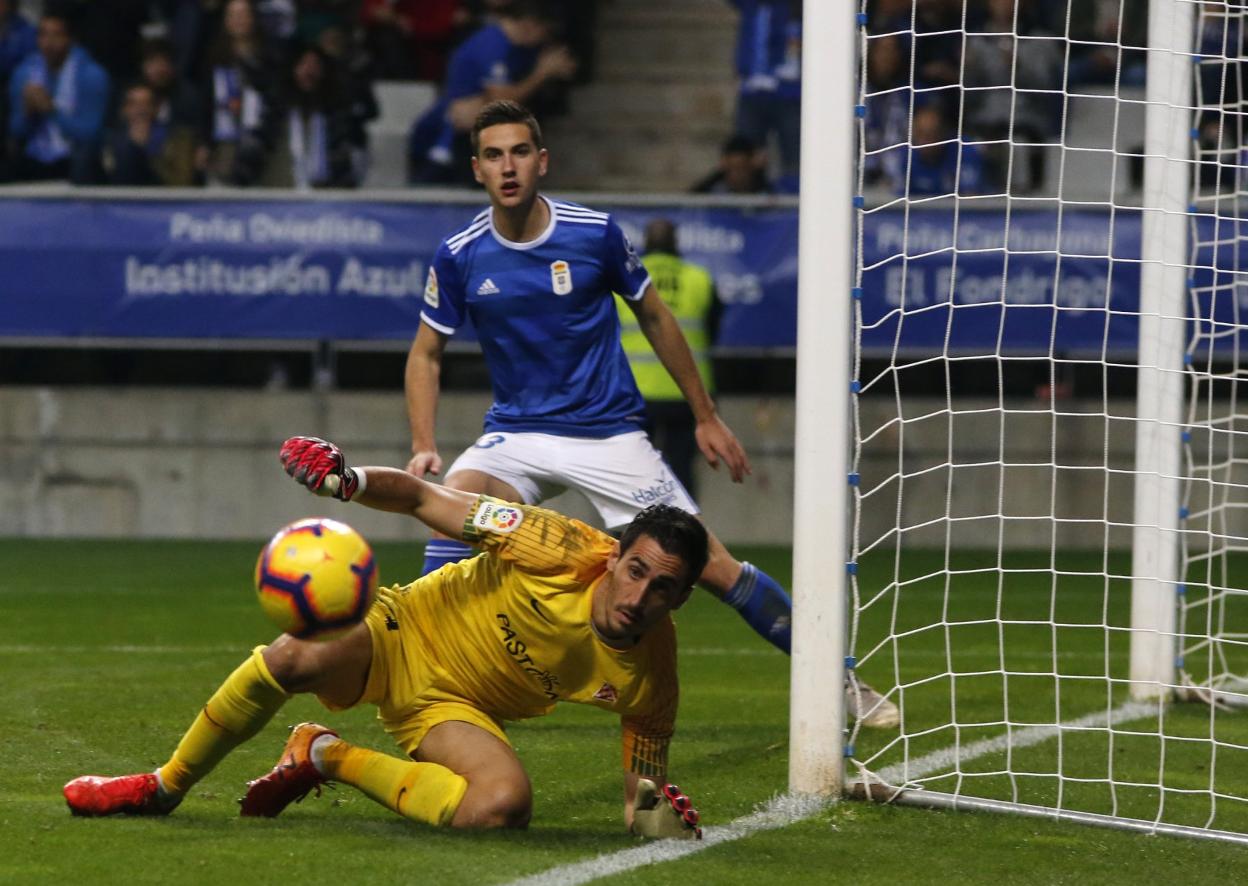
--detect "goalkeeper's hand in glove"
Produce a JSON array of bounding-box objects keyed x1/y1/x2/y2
[
  {"x1": 279, "y1": 436, "x2": 361, "y2": 502},
  {"x1": 631, "y1": 779, "x2": 702, "y2": 840}
]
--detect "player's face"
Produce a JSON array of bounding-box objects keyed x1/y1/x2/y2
[
  {"x1": 37, "y1": 18, "x2": 70, "y2": 67},
  {"x1": 472, "y1": 123, "x2": 548, "y2": 210},
  {"x1": 597, "y1": 535, "x2": 693, "y2": 641}
]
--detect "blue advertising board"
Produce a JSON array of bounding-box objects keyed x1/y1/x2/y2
[
  {"x1": 858, "y1": 207, "x2": 1144, "y2": 356},
  {"x1": 0, "y1": 198, "x2": 799, "y2": 347},
  {"x1": 0, "y1": 196, "x2": 1235, "y2": 355}
]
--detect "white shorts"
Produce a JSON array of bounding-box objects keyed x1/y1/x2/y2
[{"x1": 446, "y1": 430, "x2": 699, "y2": 530}]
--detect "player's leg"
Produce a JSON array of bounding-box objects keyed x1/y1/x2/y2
[
  {"x1": 239, "y1": 718, "x2": 476, "y2": 827},
  {"x1": 246, "y1": 584, "x2": 527, "y2": 828},
  {"x1": 419, "y1": 434, "x2": 543, "y2": 576},
  {"x1": 164, "y1": 626, "x2": 372, "y2": 797},
  {"x1": 290, "y1": 718, "x2": 528, "y2": 829},
  {"x1": 414, "y1": 720, "x2": 531, "y2": 828},
  {"x1": 64, "y1": 626, "x2": 372, "y2": 816},
  {"x1": 248, "y1": 717, "x2": 527, "y2": 828}
]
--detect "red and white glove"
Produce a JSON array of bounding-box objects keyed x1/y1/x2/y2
[
  {"x1": 632, "y1": 779, "x2": 702, "y2": 840},
  {"x1": 279, "y1": 436, "x2": 361, "y2": 502}
]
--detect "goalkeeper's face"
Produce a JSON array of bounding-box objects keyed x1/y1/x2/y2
[
  {"x1": 595, "y1": 535, "x2": 693, "y2": 641},
  {"x1": 472, "y1": 122, "x2": 548, "y2": 211}
]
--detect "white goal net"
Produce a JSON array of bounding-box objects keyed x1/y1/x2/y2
[{"x1": 841, "y1": 0, "x2": 1248, "y2": 842}]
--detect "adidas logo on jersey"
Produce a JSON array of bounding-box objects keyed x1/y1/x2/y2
[{"x1": 476, "y1": 278, "x2": 500, "y2": 296}]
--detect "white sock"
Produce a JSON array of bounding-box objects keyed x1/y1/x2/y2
[
  {"x1": 309, "y1": 734, "x2": 339, "y2": 775},
  {"x1": 152, "y1": 768, "x2": 182, "y2": 810}
]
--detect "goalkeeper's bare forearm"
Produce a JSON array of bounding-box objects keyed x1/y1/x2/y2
[
  {"x1": 353, "y1": 467, "x2": 477, "y2": 537},
  {"x1": 278, "y1": 436, "x2": 476, "y2": 541}
]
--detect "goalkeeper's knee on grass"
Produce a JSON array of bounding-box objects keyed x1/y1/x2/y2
[
  {"x1": 722, "y1": 562, "x2": 792, "y2": 655},
  {"x1": 314, "y1": 738, "x2": 468, "y2": 827}
]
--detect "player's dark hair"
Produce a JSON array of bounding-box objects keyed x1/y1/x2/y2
[
  {"x1": 644, "y1": 218, "x2": 679, "y2": 256},
  {"x1": 618, "y1": 505, "x2": 709, "y2": 588},
  {"x1": 472, "y1": 100, "x2": 544, "y2": 155},
  {"x1": 39, "y1": 4, "x2": 75, "y2": 35}
]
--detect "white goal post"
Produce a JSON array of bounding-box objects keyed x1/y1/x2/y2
[{"x1": 792, "y1": 0, "x2": 1248, "y2": 844}]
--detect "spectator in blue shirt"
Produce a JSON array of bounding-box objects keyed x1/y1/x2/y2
[
  {"x1": 0, "y1": 0, "x2": 35, "y2": 176},
  {"x1": 5, "y1": 10, "x2": 110, "y2": 183},
  {"x1": 863, "y1": 33, "x2": 915, "y2": 191},
  {"x1": 199, "y1": 0, "x2": 284, "y2": 187},
  {"x1": 409, "y1": 0, "x2": 576, "y2": 185},
  {"x1": 727, "y1": 0, "x2": 800, "y2": 190},
  {"x1": 0, "y1": 0, "x2": 34, "y2": 85},
  {"x1": 900, "y1": 103, "x2": 986, "y2": 198}
]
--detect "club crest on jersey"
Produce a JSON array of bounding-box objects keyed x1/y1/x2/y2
[
  {"x1": 550, "y1": 260, "x2": 573, "y2": 295},
  {"x1": 473, "y1": 500, "x2": 523, "y2": 534},
  {"x1": 593, "y1": 682, "x2": 619, "y2": 703},
  {"x1": 423, "y1": 267, "x2": 439, "y2": 308}
]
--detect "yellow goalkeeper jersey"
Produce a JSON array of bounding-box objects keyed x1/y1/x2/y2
[{"x1": 389, "y1": 496, "x2": 679, "y2": 776}]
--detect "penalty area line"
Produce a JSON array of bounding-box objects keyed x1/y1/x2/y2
[
  {"x1": 503, "y1": 793, "x2": 832, "y2": 886},
  {"x1": 503, "y1": 700, "x2": 1151, "y2": 886}
]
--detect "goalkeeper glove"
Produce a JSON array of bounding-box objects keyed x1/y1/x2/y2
[
  {"x1": 279, "y1": 436, "x2": 361, "y2": 502},
  {"x1": 631, "y1": 779, "x2": 702, "y2": 840}
]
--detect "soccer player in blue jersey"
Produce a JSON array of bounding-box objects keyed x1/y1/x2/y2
[{"x1": 405, "y1": 100, "x2": 897, "y2": 728}]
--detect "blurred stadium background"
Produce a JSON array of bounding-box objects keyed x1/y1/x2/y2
[
  {"x1": 0, "y1": 0, "x2": 1158, "y2": 545},
  {"x1": 7, "y1": 0, "x2": 1248, "y2": 881}
]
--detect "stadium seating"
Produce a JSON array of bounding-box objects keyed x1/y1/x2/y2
[{"x1": 363, "y1": 81, "x2": 438, "y2": 189}]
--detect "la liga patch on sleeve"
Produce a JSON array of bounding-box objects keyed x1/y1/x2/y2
[
  {"x1": 423, "y1": 267, "x2": 439, "y2": 308},
  {"x1": 473, "y1": 500, "x2": 524, "y2": 534}
]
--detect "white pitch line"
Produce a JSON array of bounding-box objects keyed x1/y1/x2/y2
[
  {"x1": 866, "y1": 699, "x2": 1157, "y2": 787},
  {"x1": 503, "y1": 700, "x2": 1153, "y2": 886},
  {"x1": 503, "y1": 794, "x2": 832, "y2": 886}
]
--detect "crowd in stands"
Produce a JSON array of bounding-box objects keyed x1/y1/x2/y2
[
  {"x1": 406, "y1": 0, "x2": 582, "y2": 185},
  {"x1": 0, "y1": 0, "x2": 805, "y2": 194},
  {"x1": 690, "y1": 0, "x2": 800, "y2": 196},
  {"x1": 0, "y1": 0, "x2": 596, "y2": 188},
  {"x1": 863, "y1": 0, "x2": 1155, "y2": 197}
]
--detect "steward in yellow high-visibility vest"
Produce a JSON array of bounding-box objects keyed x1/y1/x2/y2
[{"x1": 617, "y1": 218, "x2": 721, "y2": 497}]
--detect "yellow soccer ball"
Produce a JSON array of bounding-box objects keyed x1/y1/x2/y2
[{"x1": 254, "y1": 517, "x2": 378, "y2": 640}]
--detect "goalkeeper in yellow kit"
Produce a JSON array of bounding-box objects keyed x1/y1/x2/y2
[{"x1": 62, "y1": 436, "x2": 705, "y2": 839}]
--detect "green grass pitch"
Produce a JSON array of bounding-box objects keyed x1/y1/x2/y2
[{"x1": 3, "y1": 539, "x2": 1248, "y2": 884}]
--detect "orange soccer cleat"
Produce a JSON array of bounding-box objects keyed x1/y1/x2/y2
[
  {"x1": 63, "y1": 772, "x2": 178, "y2": 817},
  {"x1": 239, "y1": 722, "x2": 338, "y2": 817}
]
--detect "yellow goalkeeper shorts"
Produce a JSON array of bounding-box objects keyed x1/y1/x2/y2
[{"x1": 318, "y1": 584, "x2": 511, "y2": 756}]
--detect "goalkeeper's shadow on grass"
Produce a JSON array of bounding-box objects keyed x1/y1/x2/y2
[{"x1": 232, "y1": 812, "x2": 636, "y2": 848}]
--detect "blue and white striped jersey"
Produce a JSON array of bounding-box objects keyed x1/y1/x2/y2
[{"x1": 422, "y1": 197, "x2": 653, "y2": 437}]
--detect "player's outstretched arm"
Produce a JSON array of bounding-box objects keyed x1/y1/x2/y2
[
  {"x1": 279, "y1": 436, "x2": 476, "y2": 540},
  {"x1": 628, "y1": 285, "x2": 752, "y2": 482},
  {"x1": 405, "y1": 323, "x2": 448, "y2": 477},
  {"x1": 627, "y1": 773, "x2": 702, "y2": 840}
]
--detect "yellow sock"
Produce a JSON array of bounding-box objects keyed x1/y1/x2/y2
[
  {"x1": 317, "y1": 739, "x2": 467, "y2": 827},
  {"x1": 157, "y1": 646, "x2": 289, "y2": 796}
]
